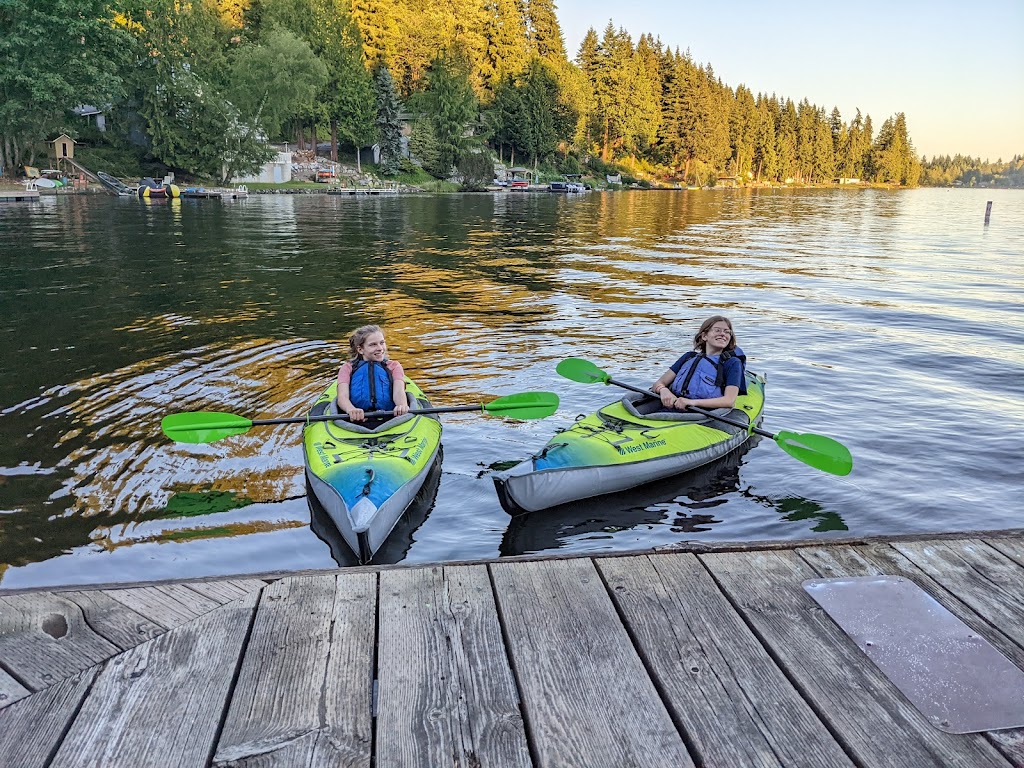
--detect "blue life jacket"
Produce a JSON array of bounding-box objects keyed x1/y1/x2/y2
[
  {"x1": 349, "y1": 359, "x2": 395, "y2": 411},
  {"x1": 670, "y1": 347, "x2": 747, "y2": 398}
]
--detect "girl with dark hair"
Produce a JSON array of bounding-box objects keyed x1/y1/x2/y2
[{"x1": 651, "y1": 315, "x2": 744, "y2": 412}]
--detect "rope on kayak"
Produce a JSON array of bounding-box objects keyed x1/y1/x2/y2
[{"x1": 361, "y1": 468, "x2": 375, "y2": 497}]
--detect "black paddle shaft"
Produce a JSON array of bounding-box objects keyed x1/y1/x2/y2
[
  {"x1": 251, "y1": 405, "x2": 484, "y2": 426},
  {"x1": 606, "y1": 376, "x2": 775, "y2": 440}
]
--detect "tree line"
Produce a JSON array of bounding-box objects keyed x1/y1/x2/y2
[{"x1": 2, "y1": 0, "x2": 991, "y2": 187}]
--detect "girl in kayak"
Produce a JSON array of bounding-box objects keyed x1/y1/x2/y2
[
  {"x1": 336, "y1": 325, "x2": 411, "y2": 422},
  {"x1": 651, "y1": 316, "x2": 744, "y2": 412}
]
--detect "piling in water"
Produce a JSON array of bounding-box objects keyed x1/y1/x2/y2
[{"x1": 985, "y1": 201, "x2": 993, "y2": 225}]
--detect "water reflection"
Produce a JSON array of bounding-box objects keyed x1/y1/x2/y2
[
  {"x1": 1, "y1": 189, "x2": 1022, "y2": 588},
  {"x1": 500, "y1": 446, "x2": 751, "y2": 556}
]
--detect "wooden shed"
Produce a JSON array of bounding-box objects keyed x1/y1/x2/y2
[{"x1": 50, "y1": 134, "x2": 76, "y2": 160}]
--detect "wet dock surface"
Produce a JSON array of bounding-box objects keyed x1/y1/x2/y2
[{"x1": 2, "y1": 531, "x2": 1024, "y2": 767}]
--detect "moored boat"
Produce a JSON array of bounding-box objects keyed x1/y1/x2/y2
[
  {"x1": 303, "y1": 378, "x2": 442, "y2": 562},
  {"x1": 137, "y1": 177, "x2": 181, "y2": 199},
  {"x1": 493, "y1": 372, "x2": 765, "y2": 514}
]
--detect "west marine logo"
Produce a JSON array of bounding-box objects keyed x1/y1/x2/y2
[
  {"x1": 408, "y1": 437, "x2": 428, "y2": 463},
  {"x1": 617, "y1": 439, "x2": 667, "y2": 455},
  {"x1": 314, "y1": 442, "x2": 331, "y2": 469}
]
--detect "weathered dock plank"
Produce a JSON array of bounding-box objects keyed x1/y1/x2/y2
[
  {"x1": 0, "y1": 669, "x2": 98, "y2": 768},
  {"x1": 185, "y1": 578, "x2": 266, "y2": 604},
  {"x1": 308, "y1": 572, "x2": 376, "y2": 768},
  {"x1": 892, "y1": 540, "x2": 1024, "y2": 639},
  {"x1": 214, "y1": 573, "x2": 376, "y2": 767},
  {"x1": 49, "y1": 590, "x2": 258, "y2": 767},
  {"x1": 703, "y1": 549, "x2": 1013, "y2": 767},
  {"x1": 598, "y1": 553, "x2": 854, "y2": 767},
  {"x1": 0, "y1": 666, "x2": 30, "y2": 710},
  {"x1": 104, "y1": 584, "x2": 222, "y2": 629},
  {"x1": 492, "y1": 558, "x2": 693, "y2": 767},
  {"x1": 986, "y1": 538, "x2": 1024, "y2": 568},
  {"x1": 376, "y1": 565, "x2": 531, "y2": 768},
  {"x1": 0, "y1": 592, "x2": 120, "y2": 689},
  {"x1": 60, "y1": 589, "x2": 166, "y2": 649}
]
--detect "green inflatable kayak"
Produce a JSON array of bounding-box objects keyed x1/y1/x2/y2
[
  {"x1": 303, "y1": 378, "x2": 441, "y2": 562},
  {"x1": 494, "y1": 372, "x2": 766, "y2": 514}
]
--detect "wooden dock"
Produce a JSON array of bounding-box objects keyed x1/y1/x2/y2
[
  {"x1": 2, "y1": 532, "x2": 1024, "y2": 767},
  {"x1": 0, "y1": 188, "x2": 40, "y2": 202},
  {"x1": 327, "y1": 186, "x2": 399, "y2": 196}
]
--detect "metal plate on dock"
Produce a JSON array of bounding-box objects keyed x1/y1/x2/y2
[{"x1": 803, "y1": 575, "x2": 1024, "y2": 733}]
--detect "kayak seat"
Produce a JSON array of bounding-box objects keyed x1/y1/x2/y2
[
  {"x1": 620, "y1": 392, "x2": 737, "y2": 423},
  {"x1": 327, "y1": 394, "x2": 430, "y2": 434}
]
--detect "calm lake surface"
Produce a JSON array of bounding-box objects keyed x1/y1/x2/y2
[{"x1": 1, "y1": 188, "x2": 1022, "y2": 589}]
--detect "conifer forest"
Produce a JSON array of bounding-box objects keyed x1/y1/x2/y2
[{"x1": 2, "y1": 0, "x2": 1020, "y2": 187}]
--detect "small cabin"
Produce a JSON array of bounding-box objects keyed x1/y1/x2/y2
[{"x1": 50, "y1": 134, "x2": 75, "y2": 160}]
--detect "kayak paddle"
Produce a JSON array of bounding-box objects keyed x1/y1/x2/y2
[
  {"x1": 162, "y1": 391, "x2": 560, "y2": 444},
  {"x1": 555, "y1": 357, "x2": 852, "y2": 476}
]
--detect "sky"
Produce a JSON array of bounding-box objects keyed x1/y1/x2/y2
[{"x1": 554, "y1": 0, "x2": 1024, "y2": 161}]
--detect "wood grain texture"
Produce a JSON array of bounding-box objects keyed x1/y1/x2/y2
[
  {"x1": 492, "y1": 558, "x2": 692, "y2": 768},
  {"x1": 50, "y1": 590, "x2": 257, "y2": 767},
  {"x1": 103, "y1": 584, "x2": 221, "y2": 629},
  {"x1": 703, "y1": 549, "x2": 1012, "y2": 768},
  {"x1": 891, "y1": 540, "x2": 1024, "y2": 642},
  {"x1": 308, "y1": 572, "x2": 376, "y2": 768},
  {"x1": 0, "y1": 666, "x2": 30, "y2": 710},
  {"x1": 599, "y1": 553, "x2": 853, "y2": 768},
  {"x1": 60, "y1": 590, "x2": 166, "y2": 649},
  {"x1": 184, "y1": 579, "x2": 267, "y2": 603},
  {"x1": 376, "y1": 565, "x2": 531, "y2": 768},
  {"x1": 0, "y1": 668, "x2": 98, "y2": 768},
  {"x1": 214, "y1": 573, "x2": 376, "y2": 768},
  {"x1": 0, "y1": 592, "x2": 120, "y2": 689}
]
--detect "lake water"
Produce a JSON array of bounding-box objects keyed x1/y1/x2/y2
[{"x1": 1, "y1": 188, "x2": 1022, "y2": 590}]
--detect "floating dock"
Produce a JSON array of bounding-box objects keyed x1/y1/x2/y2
[
  {"x1": 0, "y1": 189, "x2": 40, "y2": 203},
  {"x1": 1, "y1": 531, "x2": 1023, "y2": 766}
]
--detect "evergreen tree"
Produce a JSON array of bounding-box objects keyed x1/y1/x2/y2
[
  {"x1": 812, "y1": 107, "x2": 835, "y2": 182},
  {"x1": 576, "y1": 28, "x2": 602, "y2": 152},
  {"x1": 729, "y1": 85, "x2": 757, "y2": 179},
  {"x1": 751, "y1": 94, "x2": 777, "y2": 181},
  {"x1": 775, "y1": 99, "x2": 798, "y2": 181},
  {"x1": 795, "y1": 99, "x2": 816, "y2": 181},
  {"x1": 491, "y1": 74, "x2": 529, "y2": 163},
  {"x1": 481, "y1": 0, "x2": 530, "y2": 92},
  {"x1": 526, "y1": 0, "x2": 567, "y2": 62},
  {"x1": 424, "y1": 54, "x2": 478, "y2": 176},
  {"x1": 374, "y1": 65, "x2": 404, "y2": 175},
  {"x1": 350, "y1": 0, "x2": 399, "y2": 68},
  {"x1": 654, "y1": 46, "x2": 684, "y2": 172},
  {"x1": 521, "y1": 57, "x2": 558, "y2": 165}
]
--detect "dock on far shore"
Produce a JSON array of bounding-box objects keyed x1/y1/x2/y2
[
  {"x1": 0, "y1": 188, "x2": 41, "y2": 202},
  {"x1": 1, "y1": 530, "x2": 1024, "y2": 767}
]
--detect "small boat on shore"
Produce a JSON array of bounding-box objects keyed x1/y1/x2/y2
[
  {"x1": 493, "y1": 372, "x2": 765, "y2": 514},
  {"x1": 303, "y1": 379, "x2": 442, "y2": 563}
]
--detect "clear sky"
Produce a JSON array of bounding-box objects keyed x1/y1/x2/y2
[{"x1": 555, "y1": 0, "x2": 1024, "y2": 161}]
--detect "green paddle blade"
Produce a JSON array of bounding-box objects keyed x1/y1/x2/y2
[
  {"x1": 161, "y1": 412, "x2": 254, "y2": 444},
  {"x1": 482, "y1": 391, "x2": 559, "y2": 419},
  {"x1": 775, "y1": 431, "x2": 853, "y2": 476},
  {"x1": 555, "y1": 358, "x2": 610, "y2": 385}
]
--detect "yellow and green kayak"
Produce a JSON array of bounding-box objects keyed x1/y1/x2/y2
[
  {"x1": 494, "y1": 372, "x2": 766, "y2": 514},
  {"x1": 303, "y1": 379, "x2": 441, "y2": 562}
]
